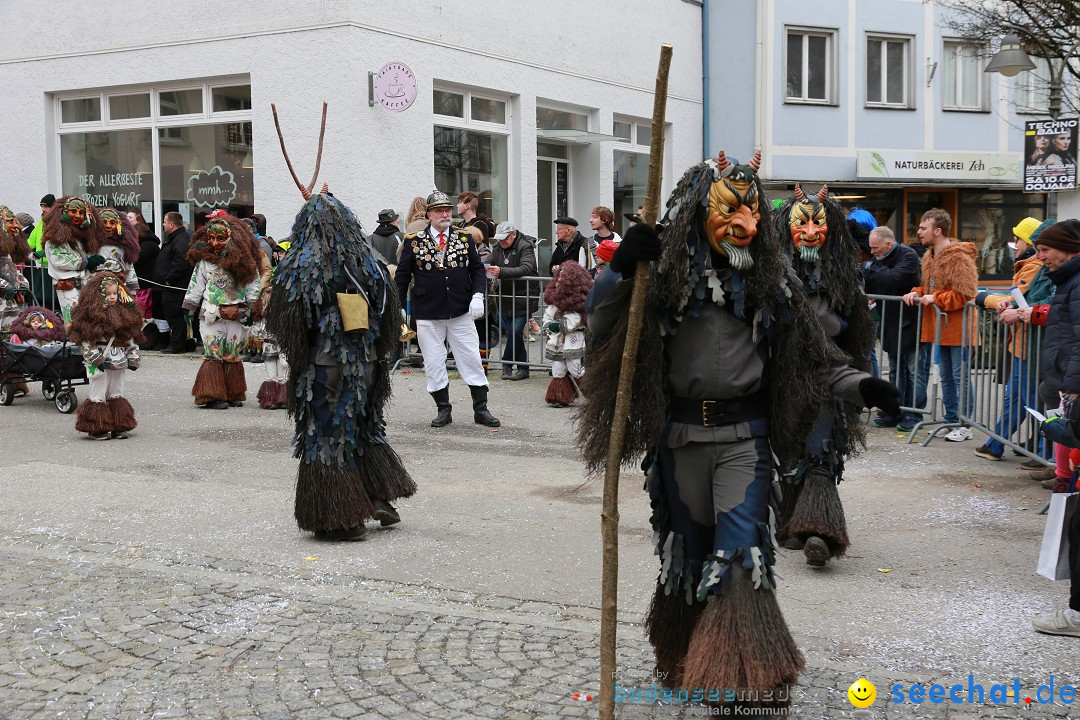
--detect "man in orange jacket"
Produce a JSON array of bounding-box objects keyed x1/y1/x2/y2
[{"x1": 901, "y1": 208, "x2": 978, "y2": 438}]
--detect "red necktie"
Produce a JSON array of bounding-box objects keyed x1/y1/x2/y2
[{"x1": 438, "y1": 233, "x2": 446, "y2": 250}]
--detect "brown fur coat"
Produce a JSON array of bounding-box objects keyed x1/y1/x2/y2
[
  {"x1": 186, "y1": 217, "x2": 260, "y2": 286},
  {"x1": 68, "y1": 271, "x2": 145, "y2": 346},
  {"x1": 911, "y1": 240, "x2": 978, "y2": 345}
]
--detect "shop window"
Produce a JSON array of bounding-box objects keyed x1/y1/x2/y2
[
  {"x1": 158, "y1": 122, "x2": 255, "y2": 223},
  {"x1": 613, "y1": 120, "x2": 632, "y2": 142},
  {"x1": 211, "y1": 85, "x2": 251, "y2": 113},
  {"x1": 536, "y1": 142, "x2": 568, "y2": 160},
  {"x1": 60, "y1": 129, "x2": 153, "y2": 211},
  {"x1": 958, "y1": 191, "x2": 1047, "y2": 279},
  {"x1": 108, "y1": 94, "x2": 151, "y2": 121},
  {"x1": 786, "y1": 27, "x2": 836, "y2": 104},
  {"x1": 536, "y1": 107, "x2": 588, "y2": 131},
  {"x1": 866, "y1": 34, "x2": 912, "y2": 108},
  {"x1": 613, "y1": 151, "x2": 647, "y2": 235},
  {"x1": 434, "y1": 127, "x2": 508, "y2": 221},
  {"x1": 61, "y1": 97, "x2": 101, "y2": 124},
  {"x1": 943, "y1": 40, "x2": 988, "y2": 111},
  {"x1": 471, "y1": 96, "x2": 506, "y2": 124},
  {"x1": 159, "y1": 88, "x2": 203, "y2": 117},
  {"x1": 1016, "y1": 56, "x2": 1051, "y2": 114}
]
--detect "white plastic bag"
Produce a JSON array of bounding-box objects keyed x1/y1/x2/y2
[{"x1": 1037, "y1": 492, "x2": 1076, "y2": 581}]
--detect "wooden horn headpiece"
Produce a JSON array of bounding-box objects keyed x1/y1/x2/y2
[
  {"x1": 271, "y1": 102, "x2": 328, "y2": 201},
  {"x1": 816, "y1": 184, "x2": 829, "y2": 202},
  {"x1": 793, "y1": 183, "x2": 806, "y2": 202}
]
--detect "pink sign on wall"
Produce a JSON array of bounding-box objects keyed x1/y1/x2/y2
[{"x1": 373, "y1": 62, "x2": 417, "y2": 112}]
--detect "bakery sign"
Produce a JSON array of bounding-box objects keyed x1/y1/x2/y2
[
  {"x1": 372, "y1": 61, "x2": 417, "y2": 112},
  {"x1": 857, "y1": 150, "x2": 1021, "y2": 182}
]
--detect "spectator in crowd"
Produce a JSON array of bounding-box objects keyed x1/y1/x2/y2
[
  {"x1": 848, "y1": 208, "x2": 878, "y2": 373},
  {"x1": 154, "y1": 211, "x2": 195, "y2": 353},
  {"x1": 370, "y1": 208, "x2": 403, "y2": 270},
  {"x1": 486, "y1": 221, "x2": 538, "y2": 381},
  {"x1": 1027, "y1": 219, "x2": 1080, "y2": 638},
  {"x1": 863, "y1": 225, "x2": 921, "y2": 427},
  {"x1": 396, "y1": 190, "x2": 500, "y2": 427},
  {"x1": 129, "y1": 211, "x2": 167, "y2": 350},
  {"x1": 902, "y1": 208, "x2": 978, "y2": 439},
  {"x1": 456, "y1": 191, "x2": 496, "y2": 242},
  {"x1": 16, "y1": 213, "x2": 35, "y2": 241},
  {"x1": 974, "y1": 217, "x2": 1053, "y2": 462},
  {"x1": 548, "y1": 216, "x2": 592, "y2": 275},
  {"x1": 404, "y1": 196, "x2": 428, "y2": 234},
  {"x1": 594, "y1": 238, "x2": 618, "y2": 276},
  {"x1": 25, "y1": 194, "x2": 55, "y2": 267},
  {"x1": 588, "y1": 206, "x2": 622, "y2": 256}
]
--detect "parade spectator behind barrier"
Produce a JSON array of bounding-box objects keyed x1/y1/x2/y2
[
  {"x1": 154, "y1": 211, "x2": 195, "y2": 353},
  {"x1": 548, "y1": 216, "x2": 592, "y2": 275},
  {"x1": 456, "y1": 191, "x2": 496, "y2": 242},
  {"x1": 1027, "y1": 218, "x2": 1080, "y2": 639},
  {"x1": 404, "y1": 196, "x2": 428, "y2": 235},
  {"x1": 587, "y1": 206, "x2": 621, "y2": 262},
  {"x1": 25, "y1": 194, "x2": 55, "y2": 267},
  {"x1": 486, "y1": 221, "x2": 538, "y2": 381},
  {"x1": 973, "y1": 217, "x2": 1052, "y2": 461},
  {"x1": 901, "y1": 208, "x2": 978, "y2": 438},
  {"x1": 864, "y1": 225, "x2": 921, "y2": 428},
  {"x1": 370, "y1": 208, "x2": 403, "y2": 271},
  {"x1": 594, "y1": 238, "x2": 618, "y2": 276}
]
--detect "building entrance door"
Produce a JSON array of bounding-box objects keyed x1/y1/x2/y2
[
  {"x1": 903, "y1": 189, "x2": 958, "y2": 245},
  {"x1": 536, "y1": 155, "x2": 569, "y2": 274}
]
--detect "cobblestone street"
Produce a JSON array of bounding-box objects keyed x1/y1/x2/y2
[{"x1": 1, "y1": 356, "x2": 1076, "y2": 719}]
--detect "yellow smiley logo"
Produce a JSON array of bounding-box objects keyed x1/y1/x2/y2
[{"x1": 847, "y1": 678, "x2": 876, "y2": 708}]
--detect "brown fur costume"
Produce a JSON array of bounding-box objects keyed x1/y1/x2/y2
[
  {"x1": 192, "y1": 361, "x2": 228, "y2": 405},
  {"x1": 0, "y1": 210, "x2": 31, "y2": 265},
  {"x1": 9, "y1": 306, "x2": 66, "y2": 343},
  {"x1": 186, "y1": 215, "x2": 260, "y2": 286},
  {"x1": 68, "y1": 270, "x2": 145, "y2": 346},
  {"x1": 90, "y1": 208, "x2": 141, "y2": 262},
  {"x1": 43, "y1": 196, "x2": 106, "y2": 252},
  {"x1": 914, "y1": 240, "x2": 978, "y2": 345},
  {"x1": 542, "y1": 260, "x2": 592, "y2": 312}
]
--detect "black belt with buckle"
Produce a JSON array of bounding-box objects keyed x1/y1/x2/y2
[{"x1": 669, "y1": 390, "x2": 769, "y2": 427}]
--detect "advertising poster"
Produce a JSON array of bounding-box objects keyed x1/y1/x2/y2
[{"x1": 1024, "y1": 118, "x2": 1078, "y2": 192}]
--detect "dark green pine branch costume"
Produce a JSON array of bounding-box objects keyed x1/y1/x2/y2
[{"x1": 266, "y1": 193, "x2": 414, "y2": 531}]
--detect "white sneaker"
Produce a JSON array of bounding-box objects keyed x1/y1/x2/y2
[
  {"x1": 1031, "y1": 609, "x2": 1080, "y2": 637},
  {"x1": 944, "y1": 427, "x2": 973, "y2": 442}
]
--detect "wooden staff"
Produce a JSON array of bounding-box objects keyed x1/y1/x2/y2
[{"x1": 598, "y1": 43, "x2": 673, "y2": 720}]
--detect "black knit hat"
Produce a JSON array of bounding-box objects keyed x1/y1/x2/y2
[
  {"x1": 40, "y1": 194, "x2": 56, "y2": 208},
  {"x1": 1035, "y1": 220, "x2": 1080, "y2": 254}
]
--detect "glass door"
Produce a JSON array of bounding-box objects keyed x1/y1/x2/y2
[{"x1": 536, "y1": 148, "x2": 569, "y2": 275}]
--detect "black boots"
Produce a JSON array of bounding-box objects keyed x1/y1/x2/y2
[
  {"x1": 469, "y1": 385, "x2": 501, "y2": 427},
  {"x1": 430, "y1": 386, "x2": 453, "y2": 427}
]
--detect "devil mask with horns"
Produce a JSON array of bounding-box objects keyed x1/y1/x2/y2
[
  {"x1": 704, "y1": 149, "x2": 762, "y2": 271},
  {"x1": 785, "y1": 183, "x2": 830, "y2": 263}
]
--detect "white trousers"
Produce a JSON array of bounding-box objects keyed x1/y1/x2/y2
[
  {"x1": 552, "y1": 358, "x2": 584, "y2": 379},
  {"x1": 416, "y1": 313, "x2": 488, "y2": 392},
  {"x1": 87, "y1": 367, "x2": 127, "y2": 403},
  {"x1": 56, "y1": 287, "x2": 79, "y2": 323},
  {"x1": 265, "y1": 353, "x2": 288, "y2": 382}
]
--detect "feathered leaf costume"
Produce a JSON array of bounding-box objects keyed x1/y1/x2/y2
[{"x1": 266, "y1": 192, "x2": 414, "y2": 532}]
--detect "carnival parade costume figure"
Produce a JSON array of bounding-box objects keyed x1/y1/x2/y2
[
  {"x1": 182, "y1": 215, "x2": 262, "y2": 409},
  {"x1": 254, "y1": 255, "x2": 289, "y2": 410},
  {"x1": 578, "y1": 151, "x2": 899, "y2": 707},
  {"x1": 9, "y1": 306, "x2": 65, "y2": 346},
  {"x1": 69, "y1": 261, "x2": 144, "y2": 440},
  {"x1": 93, "y1": 208, "x2": 141, "y2": 294},
  {"x1": 43, "y1": 196, "x2": 106, "y2": 323},
  {"x1": 265, "y1": 181, "x2": 415, "y2": 540},
  {"x1": 0, "y1": 207, "x2": 32, "y2": 396},
  {"x1": 772, "y1": 184, "x2": 875, "y2": 567},
  {"x1": 0, "y1": 205, "x2": 31, "y2": 331},
  {"x1": 541, "y1": 260, "x2": 592, "y2": 408}
]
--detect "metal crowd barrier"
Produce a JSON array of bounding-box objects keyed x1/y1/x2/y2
[
  {"x1": 20, "y1": 263, "x2": 60, "y2": 315},
  {"x1": 866, "y1": 294, "x2": 946, "y2": 444},
  {"x1": 393, "y1": 274, "x2": 556, "y2": 375},
  {"x1": 958, "y1": 300, "x2": 1053, "y2": 467}
]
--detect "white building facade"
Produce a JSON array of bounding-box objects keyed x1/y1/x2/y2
[{"x1": 0, "y1": 0, "x2": 703, "y2": 267}]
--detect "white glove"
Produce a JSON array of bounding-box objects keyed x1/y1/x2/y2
[{"x1": 469, "y1": 293, "x2": 485, "y2": 320}]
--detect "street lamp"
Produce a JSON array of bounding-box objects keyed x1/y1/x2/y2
[{"x1": 984, "y1": 32, "x2": 1075, "y2": 120}]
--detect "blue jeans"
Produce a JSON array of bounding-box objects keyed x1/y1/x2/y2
[
  {"x1": 986, "y1": 356, "x2": 1040, "y2": 457},
  {"x1": 912, "y1": 343, "x2": 973, "y2": 424},
  {"x1": 499, "y1": 313, "x2": 529, "y2": 372}
]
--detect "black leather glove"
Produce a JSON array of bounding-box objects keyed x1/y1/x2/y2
[
  {"x1": 860, "y1": 377, "x2": 901, "y2": 419},
  {"x1": 609, "y1": 223, "x2": 661, "y2": 275},
  {"x1": 85, "y1": 255, "x2": 106, "y2": 272}
]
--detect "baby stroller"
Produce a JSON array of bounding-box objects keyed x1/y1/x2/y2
[{"x1": 1, "y1": 306, "x2": 88, "y2": 413}]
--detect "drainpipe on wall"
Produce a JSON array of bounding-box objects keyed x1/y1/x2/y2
[{"x1": 701, "y1": 0, "x2": 710, "y2": 160}]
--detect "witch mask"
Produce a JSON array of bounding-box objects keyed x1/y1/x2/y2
[{"x1": 705, "y1": 149, "x2": 762, "y2": 270}]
